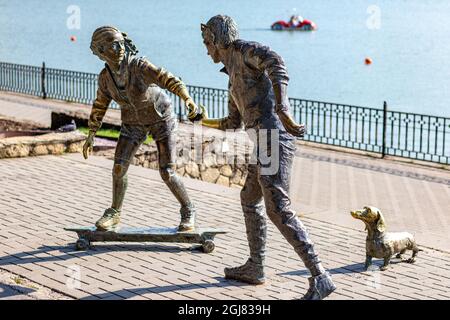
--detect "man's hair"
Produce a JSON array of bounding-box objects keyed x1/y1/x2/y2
[
  {"x1": 203, "y1": 15, "x2": 239, "y2": 49},
  {"x1": 90, "y1": 25, "x2": 138, "y2": 57}
]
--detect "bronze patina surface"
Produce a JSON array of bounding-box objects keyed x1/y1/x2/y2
[
  {"x1": 65, "y1": 226, "x2": 225, "y2": 253},
  {"x1": 83, "y1": 26, "x2": 200, "y2": 232},
  {"x1": 351, "y1": 206, "x2": 420, "y2": 271},
  {"x1": 198, "y1": 15, "x2": 335, "y2": 300}
]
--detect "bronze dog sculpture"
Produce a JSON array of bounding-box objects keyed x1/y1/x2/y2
[{"x1": 351, "y1": 206, "x2": 420, "y2": 271}]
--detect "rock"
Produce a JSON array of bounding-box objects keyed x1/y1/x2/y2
[
  {"x1": 203, "y1": 154, "x2": 217, "y2": 167},
  {"x1": 230, "y1": 183, "x2": 243, "y2": 189},
  {"x1": 149, "y1": 152, "x2": 158, "y2": 162},
  {"x1": 189, "y1": 149, "x2": 199, "y2": 161},
  {"x1": 177, "y1": 147, "x2": 190, "y2": 163},
  {"x1": 235, "y1": 163, "x2": 247, "y2": 171},
  {"x1": 216, "y1": 154, "x2": 227, "y2": 165},
  {"x1": 18, "y1": 145, "x2": 30, "y2": 157},
  {"x1": 221, "y1": 139, "x2": 230, "y2": 153},
  {"x1": 216, "y1": 175, "x2": 230, "y2": 187},
  {"x1": 47, "y1": 143, "x2": 65, "y2": 154},
  {"x1": 220, "y1": 165, "x2": 233, "y2": 177},
  {"x1": 176, "y1": 167, "x2": 185, "y2": 176},
  {"x1": 138, "y1": 154, "x2": 146, "y2": 162},
  {"x1": 4, "y1": 145, "x2": 30, "y2": 158},
  {"x1": 201, "y1": 167, "x2": 220, "y2": 183},
  {"x1": 67, "y1": 142, "x2": 82, "y2": 153},
  {"x1": 235, "y1": 151, "x2": 248, "y2": 165},
  {"x1": 0, "y1": 131, "x2": 86, "y2": 158},
  {"x1": 176, "y1": 156, "x2": 186, "y2": 169},
  {"x1": 185, "y1": 162, "x2": 200, "y2": 178},
  {"x1": 32, "y1": 144, "x2": 48, "y2": 156},
  {"x1": 231, "y1": 169, "x2": 242, "y2": 184},
  {"x1": 149, "y1": 161, "x2": 159, "y2": 170}
]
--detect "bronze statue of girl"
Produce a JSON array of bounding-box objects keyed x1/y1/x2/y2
[{"x1": 83, "y1": 26, "x2": 200, "y2": 232}]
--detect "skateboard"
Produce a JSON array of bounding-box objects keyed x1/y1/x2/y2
[{"x1": 64, "y1": 226, "x2": 226, "y2": 253}]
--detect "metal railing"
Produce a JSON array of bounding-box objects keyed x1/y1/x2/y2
[{"x1": 1, "y1": 61, "x2": 449, "y2": 165}]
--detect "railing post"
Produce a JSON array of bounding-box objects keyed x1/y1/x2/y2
[
  {"x1": 41, "y1": 61, "x2": 47, "y2": 99},
  {"x1": 381, "y1": 101, "x2": 387, "y2": 158},
  {"x1": 177, "y1": 82, "x2": 182, "y2": 122}
]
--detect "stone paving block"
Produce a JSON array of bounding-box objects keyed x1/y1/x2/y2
[
  {"x1": 127, "y1": 295, "x2": 151, "y2": 300},
  {"x1": 1, "y1": 153, "x2": 450, "y2": 300}
]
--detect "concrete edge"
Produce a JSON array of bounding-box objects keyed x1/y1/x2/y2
[
  {"x1": 296, "y1": 140, "x2": 449, "y2": 171},
  {"x1": 0, "y1": 267, "x2": 73, "y2": 300}
]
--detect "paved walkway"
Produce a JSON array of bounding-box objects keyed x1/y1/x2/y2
[
  {"x1": 0, "y1": 269, "x2": 68, "y2": 300},
  {"x1": 291, "y1": 145, "x2": 450, "y2": 251},
  {"x1": 1, "y1": 90, "x2": 449, "y2": 299},
  {"x1": 0, "y1": 154, "x2": 449, "y2": 300},
  {"x1": 1, "y1": 90, "x2": 449, "y2": 251}
]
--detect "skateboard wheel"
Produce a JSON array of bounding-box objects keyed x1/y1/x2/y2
[
  {"x1": 76, "y1": 238, "x2": 90, "y2": 251},
  {"x1": 202, "y1": 240, "x2": 215, "y2": 253}
]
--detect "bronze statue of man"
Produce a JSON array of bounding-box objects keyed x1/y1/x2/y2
[
  {"x1": 199, "y1": 15, "x2": 336, "y2": 300},
  {"x1": 83, "y1": 26, "x2": 199, "y2": 232}
]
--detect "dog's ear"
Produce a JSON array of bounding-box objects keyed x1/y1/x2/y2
[{"x1": 376, "y1": 210, "x2": 386, "y2": 233}]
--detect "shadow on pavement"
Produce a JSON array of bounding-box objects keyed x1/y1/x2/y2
[
  {"x1": 278, "y1": 259, "x2": 407, "y2": 277},
  {"x1": 0, "y1": 243, "x2": 203, "y2": 266},
  {"x1": 0, "y1": 283, "x2": 35, "y2": 299},
  {"x1": 79, "y1": 277, "x2": 254, "y2": 300}
]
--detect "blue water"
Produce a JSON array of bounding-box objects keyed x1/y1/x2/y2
[{"x1": 1, "y1": 0, "x2": 449, "y2": 116}]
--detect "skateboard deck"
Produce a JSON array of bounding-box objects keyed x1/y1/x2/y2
[{"x1": 64, "y1": 226, "x2": 226, "y2": 253}]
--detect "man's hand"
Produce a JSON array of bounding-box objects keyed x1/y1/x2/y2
[
  {"x1": 82, "y1": 131, "x2": 95, "y2": 159},
  {"x1": 278, "y1": 110, "x2": 306, "y2": 138},
  {"x1": 197, "y1": 106, "x2": 223, "y2": 129},
  {"x1": 185, "y1": 98, "x2": 206, "y2": 122},
  {"x1": 185, "y1": 98, "x2": 197, "y2": 118},
  {"x1": 273, "y1": 83, "x2": 305, "y2": 137}
]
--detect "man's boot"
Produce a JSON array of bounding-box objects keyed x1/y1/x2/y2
[
  {"x1": 224, "y1": 199, "x2": 266, "y2": 284},
  {"x1": 95, "y1": 208, "x2": 121, "y2": 231},
  {"x1": 224, "y1": 258, "x2": 265, "y2": 285},
  {"x1": 301, "y1": 271, "x2": 336, "y2": 300},
  {"x1": 269, "y1": 211, "x2": 336, "y2": 300},
  {"x1": 296, "y1": 243, "x2": 336, "y2": 300}
]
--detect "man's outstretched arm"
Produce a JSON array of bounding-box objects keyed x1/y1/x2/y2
[{"x1": 201, "y1": 91, "x2": 243, "y2": 131}]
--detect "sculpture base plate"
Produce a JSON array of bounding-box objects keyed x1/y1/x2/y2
[{"x1": 64, "y1": 226, "x2": 226, "y2": 253}]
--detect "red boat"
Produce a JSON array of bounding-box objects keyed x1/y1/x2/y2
[{"x1": 271, "y1": 15, "x2": 317, "y2": 31}]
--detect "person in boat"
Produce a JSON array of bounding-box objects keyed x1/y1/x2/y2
[{"x1": 289, "y1": 15, "x2": 304, "y2": 28}]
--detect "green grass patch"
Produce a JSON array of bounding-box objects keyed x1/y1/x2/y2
[
  {"x1": 13, "y1": 276, "x2": 25, "y2": 285},
  {"x1": 78, "y1": 127, "x2": 153, "y2": 145}
]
